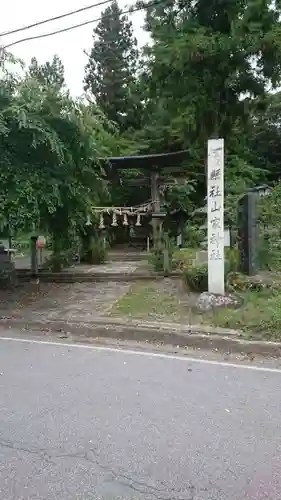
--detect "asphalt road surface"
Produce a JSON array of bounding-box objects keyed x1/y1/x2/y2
[{"x1": 1, "y1": 337, "x2": 281, "y2": 500}]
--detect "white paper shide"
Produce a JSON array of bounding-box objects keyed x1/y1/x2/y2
[{"x1": 207, "y1": 138, "x2": 224, "y2": 295}]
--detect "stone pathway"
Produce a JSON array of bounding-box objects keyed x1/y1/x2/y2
[
  {"x1": 10, "y1": 281, "x2": 132, "y2": 322},
  {"x1": 0, "y1": 260, "x2": 140, "y2": 323},
  {"x1": 65, "y1": 261, "x2": 139, "y2": 274}
]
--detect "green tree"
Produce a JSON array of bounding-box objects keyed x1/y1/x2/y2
[
  {"x1": 143, "y1": 0, "x2": 281, "y2": 142},
  {"x1": 247, "y1": 92, "x2": 281, "y2": 183},
  {"x1": 0, "y1": 54, "x2": 116, "y2": 253},
  {"x1": 28, "y1": 55, "x2": 65, "y2": 89},
  {"x1": 135, "y1": 0, "x2": 281, "y2": 205},
  {"x1": 84, "y1": 0, "x2": 141, "y2": 130}
]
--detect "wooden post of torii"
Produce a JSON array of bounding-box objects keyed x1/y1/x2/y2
[
  {"x1": 151, "y1": 170, "x2": 160, "y2": 246},
  {"x1": 151, "y1": 171, "x2": 161, "y2": 213},
  {"x1": 150, "y1": 169, "x2": 169, "y2": 272}
]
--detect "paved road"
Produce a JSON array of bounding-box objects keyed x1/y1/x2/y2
[{"x1": 1, "y1": 338, "x2": 281, "y2": 499}]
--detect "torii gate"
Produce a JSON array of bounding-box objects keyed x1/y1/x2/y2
[{"x1": 100, "y1": 149, "x2": 189, "y2": 245}]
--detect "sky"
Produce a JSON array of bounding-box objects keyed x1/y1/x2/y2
[{"x1": 0, "y1": 0, "x2": 149, "y2": 96}]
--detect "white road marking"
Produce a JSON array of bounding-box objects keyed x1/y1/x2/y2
[{"x1": 0, "y1": 335, "x2": 281, "y2": 373}]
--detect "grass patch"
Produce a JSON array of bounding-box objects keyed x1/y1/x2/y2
[
  {"x1": 205, "y1": 288, "x2": 281, "y2": 340},
  {"x1": 111, "y1": 279, "x2": 281, "y2": 341},
  {"x1": 110, "y1": 281, "x2": 188, "y2": 321}
]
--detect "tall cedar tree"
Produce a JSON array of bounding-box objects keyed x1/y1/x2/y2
[{"x1": 84, "y1": 0, "x2": 140, "y2": 131}]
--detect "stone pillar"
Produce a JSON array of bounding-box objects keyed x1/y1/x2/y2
[
  {"x1": 207, "y1": 138, "x2": 225, "y2": 295},
  {"x1": 238, "y1": 192, "x2": 257, "y2": 276}
]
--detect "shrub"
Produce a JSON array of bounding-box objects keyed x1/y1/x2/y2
[
  {"x1": 44, "y1": 250, "x2": 72, "y2": 272},
  {"x1": 87, "y1": 237, "x2": 108, "y2": 265},
  {"x1": 183, "y1": 225, "x2": 205, "y2": 248},
  {"x1": 183, "y1": 264, "x2": 208, "y2": 292},
  {"x1": 150, "y1": 247, "x2": 174, "y2": 272},
  {"x1": 258, "y1": 186, "x2": 281, "y2": 271},
  {"x1": 149, "y1": 247, "x2": 165, "y2": 272},
  {"x1": 182, "y1": 247, "x2": 242, "y2": 294},
  {"x1": 150, "y1": 234, "x2": 175, "y2": 272},
  {"x1": 226, "y1": 272, "x2": 251, "y2": 292},
  {"x1": 225, "y1": 246, "x2": 240, "y2": 273},
  {"x1": 226, "y1": 271, "x2": 281, "y2": 293},
  {"x1": 0, "y1": 262, "x2": 18, "y2": 288},
  {"x1": 172, "y1": 248, "x2": 196, "y2": 270},
  {"x1": 257, "y1": 229, "x2": 281, "y2": 271}
]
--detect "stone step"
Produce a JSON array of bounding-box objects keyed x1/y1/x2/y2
[
  {"x1": 108, "y1": 252, "x2": 147, "y2": 262},
  {"x1": 17, "y1": 271, "x2": 181, "y2": 283}
]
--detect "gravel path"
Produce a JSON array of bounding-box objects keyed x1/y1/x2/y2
[{"x1": 0, "y1": 261, "x2": 141, "y2": 322}]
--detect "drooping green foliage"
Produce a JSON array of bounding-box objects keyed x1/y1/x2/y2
[{"x1": 0, "y1": 52, "x2": 116, "y2": 243}]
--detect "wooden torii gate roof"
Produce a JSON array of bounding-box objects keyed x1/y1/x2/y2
[{"x1": 101, "y1": 149, "x2": 189, "y2": 171}]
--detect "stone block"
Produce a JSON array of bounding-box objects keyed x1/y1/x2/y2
[{"x1": 195, "y1": 250, "x2": 208, "y2": 265}]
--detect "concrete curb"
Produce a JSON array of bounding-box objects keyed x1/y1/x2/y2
[{"x1": 0, "y1": 316, "x2": 280, "y2": 357}]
